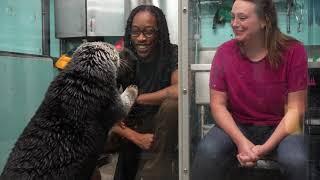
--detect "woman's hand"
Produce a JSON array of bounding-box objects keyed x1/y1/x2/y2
[
  {"x1": 236, "y1": 139, "x2": 258, "y2": 167},
  {"x1": 132, "y1": 132, "x2": 154, "y2": 150},
  {"x1": 112, "y1": 122, "x2": 155, "y2": 150},
  {"x1": 237, "y1": 154, "x2": 256, "y2": 167},
  {"x1": 251, "y1": 144, "x2": 272, "y2": 158},
  {"x1": 135, "y1": 94, "x2": 146, "y2": 105}
]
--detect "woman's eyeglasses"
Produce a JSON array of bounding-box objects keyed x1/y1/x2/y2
[{"x1": 131, "y1": 27, "x2": 158, "y2": 38}]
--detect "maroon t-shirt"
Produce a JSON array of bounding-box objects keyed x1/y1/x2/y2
[{"x1": 209, "y1": 39, "x2": 308, "y2": 125}]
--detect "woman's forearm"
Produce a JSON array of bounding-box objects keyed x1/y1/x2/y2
[
  {"x1": 210, "y1": 90, "x2": 249, "y2": 146},
  {"x1": 111, "y1": 122, "x2": 154, "y2": 150},
  {"x1": 262, "y1": 109, "x2": 304, "y2": 153},
  {"x1": 210, "y1": 90, "x2": 259, "y2": 164},
  {"x1": 262, "y1": 90, "x2": 306, "y2": 153},
  {"x1": 136, "y1": 69, "x2": 178, "y2": 105},
  {"x1": 136, "y1": 84, "x2": 178, "y2": 105},
  {"x1": 111, "y1": 123, "x2": 138, "y2": 142},
  {"x1": 212, "y1": 104, "x2": 248, "y2": 146}
]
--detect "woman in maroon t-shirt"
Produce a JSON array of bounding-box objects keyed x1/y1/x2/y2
[{"x1": 192, "y1": 1, "x2": 308, "y2": 180}]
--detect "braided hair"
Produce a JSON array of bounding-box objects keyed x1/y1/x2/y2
[{"x1": 124, "y1": 5, "x2": 172, "y2": 61}]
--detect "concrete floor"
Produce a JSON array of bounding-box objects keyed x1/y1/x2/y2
[
  {"x1": 98, "y1": 154, "x2": 118, "y2": 180},
  {"x1": 97, "y1": 155, "x2": 284, "y2": 180}
]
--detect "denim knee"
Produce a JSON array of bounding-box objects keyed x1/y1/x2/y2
[
  {"x1": 191, "y1": 127, "x2": 236, "y2": 180},
  {"x1": 195, "y1": 127, "x2": 235, "y2": 160},
  {"x1": 196, "y1": 138, "x2": 218, "y2": 160},
  {"x1": 277, "y1": 134, "x2": 308, "y2": 179}
]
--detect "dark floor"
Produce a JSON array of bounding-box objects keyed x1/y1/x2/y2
[
  {"x1": 99, "y1": 155, "x2": 320, "y2": 180},
  {"x1": 227, "y1": 167, "x2": 283, "y2": 180}
]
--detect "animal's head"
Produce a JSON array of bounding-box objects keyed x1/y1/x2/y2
[{"x1": 70, "y1": 42, "x2": 121, "y2": 78}]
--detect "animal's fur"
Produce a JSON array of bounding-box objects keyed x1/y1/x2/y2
[{"x1": 1, "y1": 42, "x2": 138, "y2": 180}]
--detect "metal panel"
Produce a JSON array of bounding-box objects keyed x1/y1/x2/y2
[
  {"x1": 198, "y1": 48, "x2": 216, "y2": 64},
  {"x1": 0, "y1": 55, "x2": 55, "y2": 171},
  {"x1": 54, "y1": 0, "x2": 86, "y2": 38},
  {"x1": 0, "y1": 0, "x2": 43, "y2": 54},
  {"x1": 179, "y1": 0, "x2": 190, "y2": 179},
  {"x1": 195, "y1": 72, "x2": 210, "y2": 104},
  {"x1": 161, "y1": 0, "x2": 178, "y2": 44},
  {"x1": 87, "y1": 0, "x2": 124, "y2": 36},
  {"x1": 191, "y1": 64, "x2": 211, "y2": 104}
]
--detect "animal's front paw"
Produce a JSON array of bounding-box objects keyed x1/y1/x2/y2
[{"x1": 120, "y1": 85, "x2": 138, "y2": 114}]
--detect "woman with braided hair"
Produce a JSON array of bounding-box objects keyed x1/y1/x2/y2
[{"x1": 112, "y1": 5, "x2": 178, "y2": 180}]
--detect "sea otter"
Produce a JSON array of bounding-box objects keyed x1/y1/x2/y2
[{"x1": 1, "y1": 42, "x2": 138, "y2": 180}]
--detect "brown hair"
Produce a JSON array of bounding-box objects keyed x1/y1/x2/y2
[{"x1": 234, "y1": 0, "x2": 298, "y2": 68}]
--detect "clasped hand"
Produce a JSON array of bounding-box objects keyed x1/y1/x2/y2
[
  {"x1": 133, "y1": 132, "x2": 154, "y2": 150},
  {"x1": 237, "y1": 142, "x2": 267, "y2": 167}
]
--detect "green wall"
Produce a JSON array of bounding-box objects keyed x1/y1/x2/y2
[
  {"x1": 0, "y1": 0, "x2": 42, "y2": 54},
  {"x1": 0, "y1": 0, "x2": 61, "y2": 171},
  {"x1": 0, "y1": 56, "x2": 56, "y2": 171},
  {"x1": 0, "y1": 0, "x2": 124, "y2": 171},
  {"x1": 50, "y1": 0, "x2": 60, "y2": 57},
  {"x1": 0, "y1": 0, "x2": 60, "y2": 56},
  {"x1": 199, "y1": 0, "x2": 320, "y2": 48}
]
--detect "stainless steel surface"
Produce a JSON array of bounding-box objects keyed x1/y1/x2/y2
[
  {"x1": 178, "y1": 0, "x2": 190, "y2": 179},
  {"x1": 54, "y1": 0, "x2": 86, "y2": 38},
  {"x1": 195, "y1": 72, "x2": 210, "y2": 104},
  {"x1": 87, "y1": 0, "x2": 124, "y2": 37},
  {"x1": 55, "y1": 0, "x2": 124, "y2": 38},
  {"x1": 199, "y1": 0, "x2": 223, "y2": 5},
  {"x1": 306, "y1": 119, "x2": 320, "y2": 125},
  {"x1": 190, "y1": 63, "x2": 211, "y2": 71},
  {"x1": 308, "y1": 62, "x2": 320, "y2": 68},
  {"x1": 191, "y1": 64, "x2": 211, "y2": 104},
  {"x1": 191, "y1": 64, "x2": 213, "y2": 139},
  {"x1": 199, "y1": 49, "x2": 216, "y2": 64}
]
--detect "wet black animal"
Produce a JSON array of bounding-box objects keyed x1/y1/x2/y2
[{"x1": 1, "y1": 42, "x2": 138, "y2": 180}]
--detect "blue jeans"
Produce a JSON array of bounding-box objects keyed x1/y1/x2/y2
[{"x1": 191, "y1": 125, "x2": 308, "y2": 180}]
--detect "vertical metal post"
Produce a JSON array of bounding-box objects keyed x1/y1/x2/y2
[
  {"x1": 41, "y1": 0, "x2": 50, "y2": 56},
  {"x1": 178, "y1": 0, "x2": 190, "y2": 180},
  {"x1": 200, "y1": 105, "x2": 205, "y2": 138}
]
